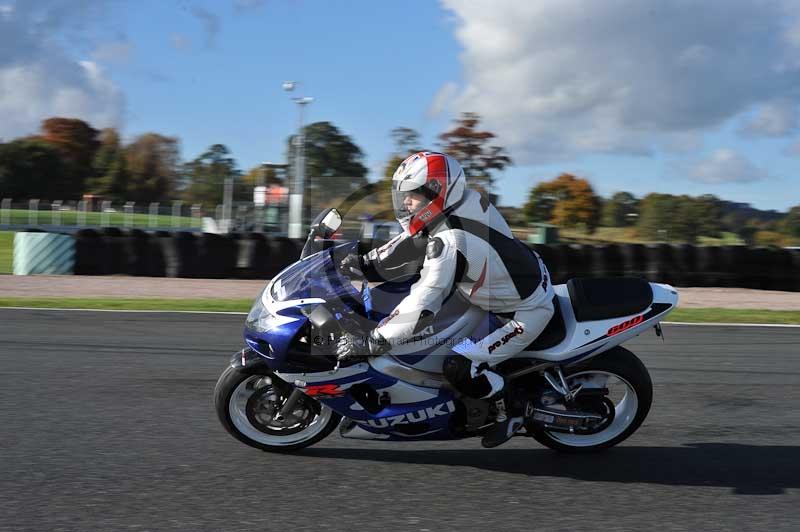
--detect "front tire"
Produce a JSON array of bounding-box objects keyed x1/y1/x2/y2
[
  {"x1": 214, "y1": 365, "x2": 341, "y2": 452},
  {"x1": 532, "y1": 346, "x2": 652, "y2": 453}
]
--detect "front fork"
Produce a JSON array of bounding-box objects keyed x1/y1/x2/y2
[
  {"x1": 230, "y1": 347, "x2": 275, "y2": 375},
  {"x1": 230, "y1": 347, "x2": 303, "y2": 420}
]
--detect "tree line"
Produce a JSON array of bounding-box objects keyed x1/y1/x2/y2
[
  {"x1": 0, "y1": 113, "x2": 511, "y2": 210},
  {"x1": 522, "y1": 173, "x2": 800, "y2": 246},
  {"x1": 1, "y1": 115, "x2": 796, "y2": 245}
]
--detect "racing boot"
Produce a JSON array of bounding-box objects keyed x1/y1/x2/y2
[{"x1": 481, "y1": 393, "x2": 525, "y2": 448}]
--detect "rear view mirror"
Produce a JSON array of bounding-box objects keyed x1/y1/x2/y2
[{"x1": 310, "y1": 208, "x2": 342, "y2": 239}]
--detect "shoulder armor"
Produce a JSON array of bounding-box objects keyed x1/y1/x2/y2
[{"x1": 426, "y1": 237, "x2": 445, "y2": 259}]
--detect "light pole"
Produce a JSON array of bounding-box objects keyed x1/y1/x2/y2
[
  {"x1": 283, "y1": 81, "x2": 314, "y2": 239},
  {"x1": 259, "y1": 162, "x2": 289, "y2": 232}
]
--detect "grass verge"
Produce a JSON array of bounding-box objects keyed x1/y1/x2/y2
[
  {"x1": 667, "y1": 308, "x2": 800, "y2": 325},
  {"x1": 0, "y1": 231, "x2": 14, "y2": 275},
  {"x1": 0, "y1": 298, "x2": 797, "y2": 324},
  {"x1": 0, "y1": 298, "x2": 252, "y2": 312},
  {"x1": 1, "y1": 209, "x2": 201, "y2": 228}
]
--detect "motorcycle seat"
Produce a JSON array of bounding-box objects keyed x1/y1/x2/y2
[{"x1": 567, "y1": 277, "x2": 653, "y2": 322}]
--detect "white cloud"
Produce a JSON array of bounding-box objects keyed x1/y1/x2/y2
[
  {"x1": 0, "y1": 61, "x2": 124, "y2": 138},
  {"x1": 427, "y1": 82, "x2": 458, "y2": 118},
  {"x1": 739, "y1": 99, "x2": 799, "y2": 137},
  {"x1": 0, "y1": 0, "x2": 125, "y2": 138},
  {"x1": 684, "y1": 149, "x2": 769, "y2": 184},
  {"x1": 442, "y1": 0, "x2": 800, "y2": 164}
]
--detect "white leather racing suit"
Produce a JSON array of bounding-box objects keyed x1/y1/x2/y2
[{"x1": 362, "y1": 189, "x2": 555, "y2": 368}]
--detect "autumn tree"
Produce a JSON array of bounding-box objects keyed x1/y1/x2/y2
[
  {"x1": 39, "y1": 117, "x2": 100, "y2": 198},
  {"x1": 524, "y1": 173, "x2": 601, "y2": 233},
  {"x1": 438, "y1": 112, "x2": 511, "y2": 192},
  {"x1": 87, "y1": 128, "x2": 128, "y2": 201},
  {"x1": 124, "y1": 133, "x2": 180, "y2": 203},
  {"x1": 181, "y1": 144, "x2": 242, "y2": 207}
]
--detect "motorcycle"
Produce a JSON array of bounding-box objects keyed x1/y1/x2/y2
[{"x1": 214, "y1": 208, "x2": 678, "y2": 453}]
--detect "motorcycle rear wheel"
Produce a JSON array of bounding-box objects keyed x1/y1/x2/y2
[
  {"x1": 531, "y1": 346, "x2": 652, "y2": 453},
  {"x1": 214, "y1": 365, "x2": 341, "y2": 452}
]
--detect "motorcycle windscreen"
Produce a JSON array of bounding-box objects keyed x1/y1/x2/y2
[{"x1": 270, "y1": 241, "x2": 362, "y2": 303}]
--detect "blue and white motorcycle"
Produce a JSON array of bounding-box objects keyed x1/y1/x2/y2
[{"x1": 214, "y1": 209, "x2": 678, "y2": 453}]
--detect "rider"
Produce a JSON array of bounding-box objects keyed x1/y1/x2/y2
[{"x1": 336, "y1": 151, "x2": 554, "y2": 448}]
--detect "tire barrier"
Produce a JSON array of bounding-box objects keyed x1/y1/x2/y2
[
  {"x1": 156, "y1": 231, "x2": 200, "y2": 278},
  {"x1": 715, "y1": 246, "x2": 740, "y2": 288},
  {"x1": 589, "y1": 244, "x2": 626, "y2": 278},
  {"x1": 127, "y1": 229, "x2": 157, "y2": 276},
  {"x1": 561, "y1": 244, "x2": 589, "y2": 280},
  {"x1": 235, "y1": 233, "x2": 302, "y2": 280},
  {"x1": 621, "y1": 244, "x2": 648, "y2": 279},
  {"x1": 694, "y1": 246, "x2": 721, "y2": 287},
  {"x1": 18, "y1": 231, "x2": 800, "y2": 291},
  {"x1": 645, "y1": 244, "x2": 677, "y2": 285},
  {"x1": 198, "y1": 233, "x2": 238, "y2": 279},
  {"x1": 74, "y1": 229, "x2": 110, "y2": 275},
  {"x1": 268, "y1": 237, "x2": 302, "y2": 275},
  {"x1": 790, "y1": 249, "x2": 800, "y2": 292},
  {"x1": 239, "y1": 233, "x2": 271, "y2": 279},
  {"x1": 766, "y1": 248, "x2": 795, "y2": 292},
  {"x1": 745, "y1": 247, "x2": 773, "y2": 290},
  {"x1": 531, "y1": 244, "x2": 560, "y2": 284},
  {"x1": 725, "y1": 245, "x2": 759, "y2": 289},
  {"x1": 673, "y1": 244, "x2": 700, "y2": 286},
  {"x1": 102, "y1": 227, "x2": 129, "y2": 275},
  {"x1": 13, "y1": 232, "x2": 75, "y2": 275}
]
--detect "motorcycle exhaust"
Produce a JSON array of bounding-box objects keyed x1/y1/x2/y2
[
  {"x1": 528, "y1": 385, "x2": 613, "y2": 434},
  {"x1": 530, "y1": 406, "x2": 606, "y2": 434}
]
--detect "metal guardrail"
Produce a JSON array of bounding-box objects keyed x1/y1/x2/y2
[{"x1": 0, "y1": 197, "x2": 291, "y2": 234}]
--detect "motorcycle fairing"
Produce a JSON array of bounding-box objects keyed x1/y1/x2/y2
[
  {"x1": 275, "y1": 363, "x2": 461, "y2": 441},
  {"x1": 516, "y1": 282, "x2": 678, "y2": 364}
]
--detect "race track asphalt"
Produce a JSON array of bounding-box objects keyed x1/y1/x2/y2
[{"x1": 1, "y1": 309, "x2": 799, "y2": 532}]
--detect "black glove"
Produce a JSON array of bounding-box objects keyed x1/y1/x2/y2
[
  {"x1": 336, "y1": 330, "x2": 390, "y2": 362},
  {"x1": 339, "y1": 253, "x2": 365, "y2": 279}
]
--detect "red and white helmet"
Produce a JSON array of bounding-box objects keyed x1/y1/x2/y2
[{"x1": 391, "y1": 152, "x2": 465, "y2": 235}]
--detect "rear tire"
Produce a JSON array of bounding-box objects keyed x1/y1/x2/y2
[
  {"x1": 532, "y1": 346, "x2": 652, "y2": 453},
  {"x1": 214, "y1": 365, "x2": 341, "y2": 452}
]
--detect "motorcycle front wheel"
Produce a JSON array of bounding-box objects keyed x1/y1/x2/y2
[
  {"x1": 214, "y1": 365, "x2": 341, "y2": 452},
  {"x1": 532, "y1": 346, "x2": 653, "y2": 453}
]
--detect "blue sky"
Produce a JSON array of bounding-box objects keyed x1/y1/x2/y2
[{"x1": 2, "y1": 0, "x2": 800, "y2": 212}]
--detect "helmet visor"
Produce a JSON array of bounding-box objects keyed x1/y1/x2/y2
[{"x1": 392, "y1": 187, "x2": 432, "y2": 225}]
